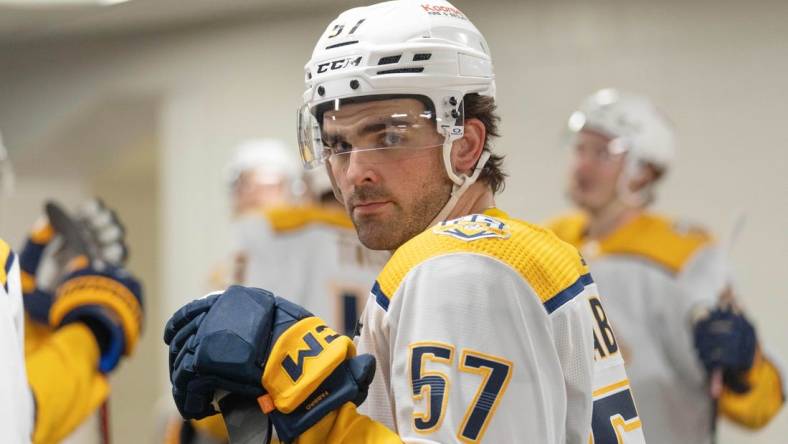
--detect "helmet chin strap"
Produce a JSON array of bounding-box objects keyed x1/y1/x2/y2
[{"x1": 429, "y1": 139, "x2": 491, "y2": 227}]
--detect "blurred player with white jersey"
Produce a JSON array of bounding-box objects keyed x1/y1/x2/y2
[
  {"x1": 207, "y1": 138, "x2": 307, "y2": 290},
  {"x1": 164, "y1": 2, "x2": 646, "y2": 443},
  {"x1": 0, "y1": 132, "x2": 34, "y2": 442},
  {"x1": 548, "y1": 89, "x2": 785, "y2": 444}
]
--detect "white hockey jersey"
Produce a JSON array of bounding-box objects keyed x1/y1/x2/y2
[
  {"x1": 355, "y1": 209, "x2": 645, "y2": 443},
  {"x1": 0, "y1": 239, "x2": 34, "y2": 443},
  {"x1": 233, "y1": 204, "x2": 387, "y2": 336},
  {"x1": 549, "y1": 212, "x2": 785, "y2": 444}
]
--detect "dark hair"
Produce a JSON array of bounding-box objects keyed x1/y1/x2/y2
[{"x1": 464, "y1": 93, "x2": 506, "y2": 193}]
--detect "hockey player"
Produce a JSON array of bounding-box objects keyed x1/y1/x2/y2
[
  {"x1": 0, "y1": 133, "x2": 144, "y2": 444},
  {"x1": 165, "y1": 2, "x2": 645, "y2": 443},
  {"x1": 548, "y1": 89, "x2": 785, "y2": 443},
  {"x1": 207, "y1": 138, "x2": 306, "y2": 291}
]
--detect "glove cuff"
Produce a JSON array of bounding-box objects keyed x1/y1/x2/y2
[
  {"x1": 50, "y1": 274, "x2": 143, "y2": 354},
  {"x1": 23, "y1": 289, "x2": 54, "y2": 324},
  {"x1": 263, "y1": 317, "x2": 355, "y2": 413},
  {"x1": 61, "y1": 305, "x2": 125, "y2": 373},
  {"x1": 269, "y1": 359, "x2": 364, "y2": 442}
]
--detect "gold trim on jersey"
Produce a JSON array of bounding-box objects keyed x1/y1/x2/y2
[
  {"x1": 261, "y1": 204, "x2": 354, "y2": 233},
  {"x1": 548, "y1": 211, "x2": 714, "y2": 273},
  {"x1": 592, "y1": 379, "x2": 631, "y2": 398},
  {"x1": 1, "y1": 238, "x2": 13, "y2": 290},
  {"x1": 373, "y1": 209, "x2": 590, "y2": 313}
]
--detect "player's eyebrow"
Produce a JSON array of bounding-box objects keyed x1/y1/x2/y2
[{"x1": 323, "y1": 115, "x2": 414, "y2": 142}]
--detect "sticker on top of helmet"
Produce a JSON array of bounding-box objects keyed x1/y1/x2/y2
[
  {"x1": 327, "y1": 19, "x2": 366, "y2": 39},
  {"x1": 433, "y1": 214, "x2": 511, "y2": 242},
  {"x1": 421, "y1": 4, "x2": 467, "y2": 21}
]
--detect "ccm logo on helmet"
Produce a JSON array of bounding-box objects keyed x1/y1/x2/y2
[{"x1": 316, "y1": 56, "x2": 363, "y2": 74}]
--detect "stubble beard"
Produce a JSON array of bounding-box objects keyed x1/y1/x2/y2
[{"x1": 350, "y1": 179, "x2": 452, "y2": 251}]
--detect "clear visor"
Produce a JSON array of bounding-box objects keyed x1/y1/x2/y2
[{"x1": 297, "y1": 95, "x2": 460, "y2": 169}]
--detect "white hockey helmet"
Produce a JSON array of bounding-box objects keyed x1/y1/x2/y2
[
  {"x1": 568, "y1": 88, "x2": 676, "y2": 171},
  {"x1": 225, "y1": 138, "x2": 302, "y2": 188},
  {"x1": 298, "y1": 0, "x2": 495, "y2": 222}
]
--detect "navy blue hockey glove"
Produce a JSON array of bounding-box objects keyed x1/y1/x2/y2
[
  {"x1": 694, "y1": 306, "x2": 757, "y2": 393},
  {"x1": 163, "y1": 285, "x2": 375, "y2": 442}
]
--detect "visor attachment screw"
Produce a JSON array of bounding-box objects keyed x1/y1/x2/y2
[
  {"x1": 317, "y1": 86, "x2": 326, "y2": 96},
  {"x1": 349, "y1": 80, "x2": 360, "y2": 90},
  {"x1": 451, "y1": 109, "x2": 460, "y2": 118},
  {"x1": 448, "y1": 96, "x2": 457, "y2": 106}
]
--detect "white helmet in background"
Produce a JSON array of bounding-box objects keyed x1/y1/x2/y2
[
  {"x1": 298, "y1": 0, "x2": 495, "y2": 223},
  {"x1": 225, "y1": 138, "x2": 304, "y2": 213},
  {"x1": 568, "y1": 88, "x2": 676, "y2": 172},
  {"x1": 226, "y1": 138, "x2": 302, "y2": 187}
]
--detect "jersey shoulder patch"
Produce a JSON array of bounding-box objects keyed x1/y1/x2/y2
[
  {"x1": 432, "y1": 213, "x2": 511, "y2": 241},
  {"x1": 372, "y1": 209, "x2": 590, "y2": 314},
  {"x1": 594, "y1": 213, "x2": 714, "y2": 273},
  {"x1": 263, "y1": 204, "x2": 354, "y2": 233}
]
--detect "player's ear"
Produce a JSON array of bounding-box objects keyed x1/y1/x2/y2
[{"x1": 451, "y1": 117, "x2": 486, "y2": 176}]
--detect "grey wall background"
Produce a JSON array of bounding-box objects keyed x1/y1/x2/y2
[{"x1": 1, "y1": 0, "x2": 786, "y2": 442}]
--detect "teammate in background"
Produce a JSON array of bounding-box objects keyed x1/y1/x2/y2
[
  {"x1": 165, "y1": 2, "x2": 645, "y2": 443},
  {"x1": 207, "y1": 138, "x2": 306, "y2": 291},
  {"x1": 0, "y1": 131, "x2": 144, "y2": 444},
  {"x1": 548, "y1": 89, "x2": 785, "y2": 444}
]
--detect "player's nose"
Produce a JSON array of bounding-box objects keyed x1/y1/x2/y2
[{"x1": 344, "y1": 150, "x2": 381, "y2": 187}]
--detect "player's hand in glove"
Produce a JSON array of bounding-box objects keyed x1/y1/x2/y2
[
  {"x1": 49, "y1": 263, "x2": 144, "y2": 373},
  {"x1": 19, "y1": 198, "x2": 129, "y2": 323},
  {"x1": 693, "y1": 305, "x2": 757, "y2": 393},
  {"x1": 164, "y1": 286, "x2": 376, "y2": 442}
]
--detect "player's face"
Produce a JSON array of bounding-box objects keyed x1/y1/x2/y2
[
  {"x1": 567, "y1": 129, "x2": 626, "y2": 213},
  {"x1": 232, "y1": 170, "x2": 289, "y2": 214},
  {"x1": 324, "y1": 98, "x2": 452, "y2": 250}
]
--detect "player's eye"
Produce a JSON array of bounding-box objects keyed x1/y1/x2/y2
[
  {"x1": 381, "y1": 131, "x2": 404, "y2": 147},
  {"x1": 330, "y1": 141, "x2": 353, "y2": 155}
]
